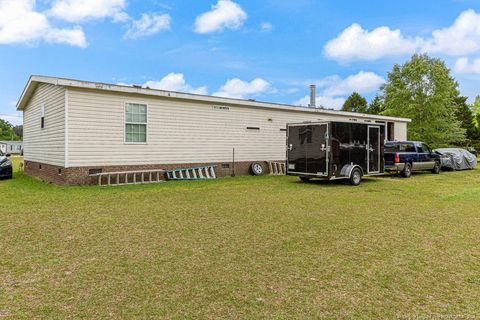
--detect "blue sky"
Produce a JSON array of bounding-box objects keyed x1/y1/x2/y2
[{"x1": 1, "y1": 0, "x2": 480, "y2": 125}]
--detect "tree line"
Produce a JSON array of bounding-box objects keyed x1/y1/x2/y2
[
  {"x1": 0, "y1": 119, "x2": 23, "y2": 141},
  {"x1": 341, "y1": 54, "x2": 480, "y2": 149}
]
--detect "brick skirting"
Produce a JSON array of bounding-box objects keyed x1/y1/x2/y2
[
  {"x1": 24, "y1": 160, "x2": 281, "y2": 185},
  {"x1": 24, "y1": 161, "x2": 67, "y2": 185}
]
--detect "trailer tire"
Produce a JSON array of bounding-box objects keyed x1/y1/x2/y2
[
  {"x1": 349, "y1": 168, "x2": 362, "y2": 186},
  {"x1": 401, "y1": 163, "x2": 412, "y2": 178},
  {"x1": 299, "y1": 176, "x2": 311, "y2": 182},
  {"x1": 250, "y1": 162, "x2": 264, "y2": 176}
]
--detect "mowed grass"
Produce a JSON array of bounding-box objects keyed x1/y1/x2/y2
[{"x1": 1, "y1": 157, "x2": 480, "y2": 319}]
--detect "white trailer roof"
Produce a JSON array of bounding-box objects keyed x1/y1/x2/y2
[{"x1": 17, "y1": 75, "x2": 411, "y2": 123}]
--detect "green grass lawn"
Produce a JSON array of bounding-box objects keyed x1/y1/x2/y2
[{"x1": 1, "y1": 157, "x2": 480, "y2": 319}]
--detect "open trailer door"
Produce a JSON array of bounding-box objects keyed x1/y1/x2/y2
[
  {"x1": 287, "y1": 123, "x2": 329, "y2": 177},
  {"x1": 367, "y1": 125, "x2": 382, "y2": 174}
]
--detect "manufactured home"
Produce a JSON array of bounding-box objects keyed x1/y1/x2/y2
[
  {"x1": 0, "y1": 141, "x2": 23, "y2": 155},
  {"x1": 16, "y1": 75, "x2": 411, "y2": 185}
]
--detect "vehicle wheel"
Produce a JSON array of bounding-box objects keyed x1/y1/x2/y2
[
  {"x1": 401, "y1": 163, "x2": 412, "y2": 178},
  {"x1": 250, "y1": 162, "x2": 264, "y2": 176},
  {"x1": 431, "y1": 161, "x2": 441, "y2": 174},
  {"x1": 299, "y1": 176, "x2": 311, "y2": 182},
  {"x1": 349, "y1": 168, "x2": 362, "y2": 186}
]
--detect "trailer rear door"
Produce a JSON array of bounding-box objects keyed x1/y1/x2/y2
[
  {"x1": 287, "y1": 123, "x2": 328, "y2": 176},
  {"x1": 367, "y1": 126, "x2": 381, "y2": 173}
]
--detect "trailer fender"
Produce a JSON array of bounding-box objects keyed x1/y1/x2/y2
[{"x1": 340, "y1": 164, "x2": 364, "y2": 178}]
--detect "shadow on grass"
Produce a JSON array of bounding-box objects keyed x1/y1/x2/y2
[{"x1": 290, "y1": 177, "x2": 383, "y2": 186}]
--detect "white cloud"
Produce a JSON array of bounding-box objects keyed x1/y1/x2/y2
[
  {"x1": 321, "y1": 71, "x2": 385, "y2": 97},
  {"x1": 294, "y1": 95, "x2": 346, "y2": 110},
  {"x1": 324, "y1": 23, "x2": 420, "y2": 61},
  {"x1": 324, "y1": 9, "x2": 480, "y2": 62},
  {"x1": 0, "y1": 0, "x2": 87, "y2": 47},
  {"x1": 0, "y1": 113, "x2": 23, "y2": 126},
  {"x1": 292, "y1": 71, "x2": 384, "y2": 109},
  {"x1": 286, "y1": 87, "x2": 300, "y2": 94},
  {"x1": 194, "y1": 0, "x2": 247, "y2": 34},
  {"x1": 260, "y1": 22, "x2": 273, "y2": 32},
  {"x1": 1, "y1": 101, "x2": 22, "y2": 125},
  {"x1": 213, "y1": 78, "x2": 271, "y2": 99},
  {"x1": 124, "y1": 13, "x2": 171, "y2": 39},
  {"x1": 44, "y1": 27, "x2": 86, "y2": 47},
  {"x1": 143, "y1": 73, "x2": 208, "y2": 95},
  {"x1": 49, "y1": 0, "x2": 128, "y2": 23},
  {"x1": 423, "y1": 10, "x2": 480, "y2": 56},
  {"x1": 454, "y1": 57, "x2": 480, "y2": 74}
]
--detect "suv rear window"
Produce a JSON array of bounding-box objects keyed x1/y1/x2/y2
[{"x1": 385, "y1": 143, "x2": 416, "y2": 153}]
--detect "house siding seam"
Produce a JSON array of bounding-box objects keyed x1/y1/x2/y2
[{"x1": 65, "y1": 88, "x2": 69, "y2": 168}]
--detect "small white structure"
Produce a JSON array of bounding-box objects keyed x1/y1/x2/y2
[
  {"x1": 16, "y1": 75, "x2": 411, "y2": 184},
  {"x1": 0, "y1": 140, "x2": 23, "y2": 154}
]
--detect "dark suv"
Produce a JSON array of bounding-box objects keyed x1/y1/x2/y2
[
  {"x1": 0, "y1": 150, "x2": 13, "y2": 180},
  {"x1": 384, "y1": 141, "x2": 441, "y2": 178}
]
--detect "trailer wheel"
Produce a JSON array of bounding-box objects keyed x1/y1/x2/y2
[
  {"x1": 299, "y1": 176, "x2": 311, "y2": 182},
  {"x1": 401, "y1": 163, "x2": 412, "y2": 178},
  {"x1": 349, "y1": 168, "x2": 362, "y2": 186},
  {"x1": 250, "y1": 162, "x2": 264, "y2": 176}
]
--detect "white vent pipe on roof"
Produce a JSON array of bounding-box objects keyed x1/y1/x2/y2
[{"x1": 309, "y1": 84, "x2": 316, "y2": 108}]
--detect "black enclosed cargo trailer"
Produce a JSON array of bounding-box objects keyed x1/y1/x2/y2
[{"x1": 286, "y1": 121, "x2": 385, "y2": 185}]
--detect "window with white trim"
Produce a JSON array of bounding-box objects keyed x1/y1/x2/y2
[{"x1": 125, "y1": 103, "x2": 147, "y2": 143}]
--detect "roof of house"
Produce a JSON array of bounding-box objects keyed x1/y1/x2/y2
[{"x1": 17, "y1": 75, "x2": 411, "y2": 123}]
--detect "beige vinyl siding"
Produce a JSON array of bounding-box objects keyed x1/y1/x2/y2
[
  {"x1": 67, "y1": 88, "x2": 407, "y2": 167},
  {"x1": 23, "y1": 83, "x2": 65, "y2": 166},
  {"x1": 394, "y1": 122, "x2": 408, "y2": 141}
]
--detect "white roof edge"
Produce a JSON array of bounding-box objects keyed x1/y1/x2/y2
[
  {"x1": 16, "y1": 75, "x2": 34, "y2": 110},
  {"x1": 17, "y1": 75, "x2": 412, "y2": 123}
]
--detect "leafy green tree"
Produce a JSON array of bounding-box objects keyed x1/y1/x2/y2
[
  {"x1": 342, "y1": 92, "x2": 368, "y2": 113},
  {"x1": 382, "y1": 54, "x2": 465, "y2": 147},
  {"x1": 0, "y1": 119, "x2": 21, "y2": 141},
  {"x1": 13, "y1": 125, "x2": 23, "y2": 139},
  {"x1": 0, "y1": 118, "x2": 15, "y2": 140},
  {"x1": 453, "y1": 96, "x2": 480, "y2": 145},
  {"x1": 367, "y1": 95, "x2": 384, "y2": 115},
  {"x1": 473, "y1": 96, "x2": 480, "y2": 127}
]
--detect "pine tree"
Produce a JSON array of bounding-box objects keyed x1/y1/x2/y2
[
  {"x1": 342, "y1": 92, "x2": 368, "y2": 113},
  {"x1": 367, "y1": 96, "x2": 384, "y2": 115}
]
